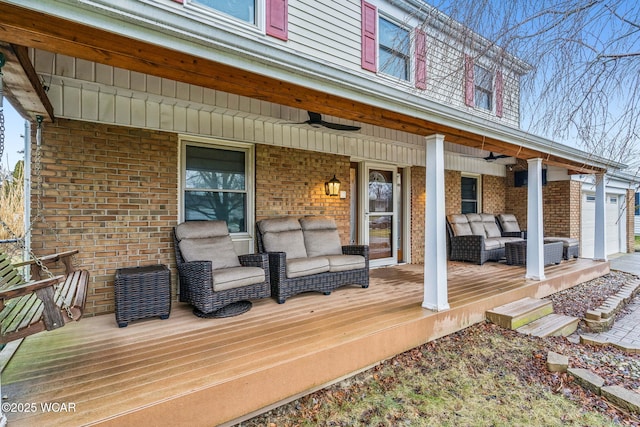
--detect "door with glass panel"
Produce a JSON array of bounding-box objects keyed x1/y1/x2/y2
[{"x1": 364, "y1": 165, "x2": 397, "y2": 266}]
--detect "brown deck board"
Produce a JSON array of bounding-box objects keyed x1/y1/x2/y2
[{"x1": 2, "y1": 258, "x2": 608, "y2": 426}]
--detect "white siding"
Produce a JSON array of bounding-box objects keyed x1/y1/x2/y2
[
  {"x1": 42, "y1": 71, "x2": 427, "y2": 167},
  {"x1": 287, "y1": 0, "x2": 362, "y2": 73},
  {"x1": 292, "y1": 0, "x2": 523, "y2": 127},
  {"x1": 57, "y1": 0, "x2": 524, "y2": 130}
]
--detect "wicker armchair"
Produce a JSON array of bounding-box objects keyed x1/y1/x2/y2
[
  {"x1": 174, "y1": 221, "x2": 270, "y2": 317},
  {"x1": 496, "y1": 213, "x2": 527, "y2": 238}
]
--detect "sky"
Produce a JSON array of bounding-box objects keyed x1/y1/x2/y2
[{"x1": 1, "y1": 100, "x2": 27, "y2": 172}]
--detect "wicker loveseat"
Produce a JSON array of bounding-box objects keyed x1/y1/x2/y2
[
  {"x1": 447, "y1": 213, "x2": 525, "y2": 265},
  {"x1": 256, "y1": 216, "x2": 369, "y2": 303},
  {"x1": 174, "y1": 220, "x2": 271, "y2": 317}
]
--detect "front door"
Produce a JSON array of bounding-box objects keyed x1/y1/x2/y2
[{"x1": 363, "y1": 165, "x2": 397, "y2": 266}]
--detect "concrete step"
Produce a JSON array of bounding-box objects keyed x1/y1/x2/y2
[
  {"x1": 516, "y1": 314, "x2": 580, "y2": 337},
  {"x1": 486, "y1": 297, "x2": 554, "y2": 330}
]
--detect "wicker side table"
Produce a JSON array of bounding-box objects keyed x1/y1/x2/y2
[
  {"x1": 505, "y1": 241, "x2": 564, "y2": 266},
  {"x1": 115, "y1": 264, "x2": 171, "y2": 327}
]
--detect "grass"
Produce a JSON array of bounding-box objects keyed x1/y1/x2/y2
[
  {"x1": 243, "y1": 324, "x2": 618, "y2": 426},
  {"x1": 0, "y1": 165, "x2": 24, "y2": 241},
  {"x1": 635, "y1": 235, "x2": 640, "y2": 252}
]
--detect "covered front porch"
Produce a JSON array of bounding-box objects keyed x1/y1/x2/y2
[{"x1": 2, "y1": 258, "x2": 608, "y2": 427}]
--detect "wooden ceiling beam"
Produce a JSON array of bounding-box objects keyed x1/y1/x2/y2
[
  {"x1": 0, "y1": 42, "x2": 54, "y2": 122},
  {"x1": 0, "y1": 3, "x2": 604, "y2": 174}
]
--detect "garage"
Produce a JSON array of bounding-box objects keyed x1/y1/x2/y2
[{"x1": 581, "y1": 191, "x2": 624, "y2": 258}]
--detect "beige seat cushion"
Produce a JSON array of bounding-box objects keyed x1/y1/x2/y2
[
  {"x1": 286, "y1": 257, "x2": 330, "y2": 278},
  {"x1": 299, "y1": 216, "x2": 343, "y2": 257},
  {"x1": 497, "y1": 237, "x2": 525, "y2": 247},
  {"x1": 326, "y1": 255, "x2": 366, "y2": 272},
  {"x1": 544, "y1": 237, "x2": 579, "y2": 247},
  {"x1": 483, "y1": 238, "x2": 502, "y2": 251},
  {"x1": 480, "y1": 214, "x2": 502, "y2": 238},
  {"x1": 498, "y1": 214, "x2": 521, "y2": 233},
  {"x1": 212, "y1": 267, "x2": 266, "y2": 291},
  {"x1": 176, "y1": 221, "x2": 241, "y2": 270},
  {"x1": 176, "y1": 220, "x2": 229, "y2": 240},
  {"x1": 465, "y1": 214, "x2": 486, "y2": 237},
  {"x1": 447, "y1": 214, "x2": 472, "y2": 236},
  {"x1": 258, "y1": 217, "x2": 308, "y2": 259}
]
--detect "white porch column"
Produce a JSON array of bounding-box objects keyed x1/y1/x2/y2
[
  {"x1": 526, "y1": 158, "x2": 545, "y2": 280},
  {"x1": 594, "y1": 173, "x2": 607, "y2": 261},
  {"x1": 423, "y1": 134, "x2": 449, "y2": 311}
]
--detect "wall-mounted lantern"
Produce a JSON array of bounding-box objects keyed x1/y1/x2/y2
[{"x1": 325, "y1": 175, "x2": 341, "y2": 196}]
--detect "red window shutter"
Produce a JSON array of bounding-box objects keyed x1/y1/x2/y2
[
  {"x1": 495, "y1": 70, "x2": 503, "y2": 117},
  {"x1": 361, "y1": 1, "x2": 377, "y2": 72},
  {"x1": 415, "y1": 28, "x2": 426, "y2": 90},
  {"x1": 464, "y1": 55, "x2": 474, "y2": 107},
  {"x1": 266, "y1": 0, "x2": 288, "y2": 41}
]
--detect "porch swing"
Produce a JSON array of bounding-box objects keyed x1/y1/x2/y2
[{"x1": 0, "y1": 53, "x2": 89, "y2": 344}]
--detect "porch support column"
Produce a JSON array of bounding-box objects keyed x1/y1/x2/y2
[
  {"x1": 423, "y1": 134, "x2": 449, "y2": 311},
  {"x1": 526, "y1": 158, "x2": 545, "y2": 280},
  {"x1": 594, "y1": 173, "x2": 607, "y2": 261}
]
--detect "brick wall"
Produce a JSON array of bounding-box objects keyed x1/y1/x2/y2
[
  {"x1": 482, "y1": 175, "x2": 506, "y2": 214},
  {"x1": 445, "y1": 170, "x2": 461, "y2": 215},
  {"x1": 255, "y1": 145, "x2": 351, "y2": 242},
  {"x1": 31, "y1": 119, "x2": 179, "y2": 316},
  {"x1": 411, "y1": 166, "x2": 426, "y2": 263},
  {"x1": 505, "y1": 168, "x2": 580, "y2": 238}
]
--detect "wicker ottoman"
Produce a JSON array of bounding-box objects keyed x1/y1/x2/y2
[
  {"x1": 115, "y1": 264, "x2": 171, "y2": 327},
  {"x1": 505, "y1": 241, "x2": 563, "y2": 266},
  {"x1": 544, "y1": 237, "x2": 580, "y2": 260}
]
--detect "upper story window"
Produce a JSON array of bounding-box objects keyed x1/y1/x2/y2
[
  {"x1": 464, "y1": 55, "x2": 504, "y2": 117},
  {"x1": 474, "y1": 65, "x2": 493, "y2": 111},
  {"x1": 378, "y1": 17, "x2": 410, "y2": 81},
  {"x1": 191, "y1": 0, "x2": 256, "y2": 24}
]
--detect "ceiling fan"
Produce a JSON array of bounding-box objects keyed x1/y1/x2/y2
[
  {"x1": 295, "y1": 111, "x2": 361, "y2": 131},
  {"x1": 483, "y1": 152, "x2": 510, "y2": 162}
]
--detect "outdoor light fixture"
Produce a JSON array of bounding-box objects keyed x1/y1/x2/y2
[{"x1": 325, "y1": 175, "x2": 341, "y2": 196}]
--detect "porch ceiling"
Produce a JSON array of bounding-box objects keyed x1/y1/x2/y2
[{"x1": 0, "y1": 3, "x2": 607, "y2": 174}]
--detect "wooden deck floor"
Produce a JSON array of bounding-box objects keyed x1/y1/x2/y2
[{"x1": 2, "y1": 259, "x2": 608, "y2": 426}]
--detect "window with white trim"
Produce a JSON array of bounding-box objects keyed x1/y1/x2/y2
[
  {"x1": 182, "y1": 140, "x2": 254, "y2": 234},
  {"x1": 378, "y1": 17, "x2": 410, "y2": 81},
  {"x1": 461, "y1": 175, "x2": 480, "y2": 214},
  {"x1": 190, "y1": 0, "x2": 256, "y2": 24},
  {"x1": 474, "y1": 64, "x2": 493, "y2": 111}
]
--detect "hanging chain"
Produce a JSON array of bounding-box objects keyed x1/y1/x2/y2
[
  {"x1": 33, "y1": 115, "x2": 45, "y2": 225},
  {"x1": 0, "y1": 53, "x2": 5, "y2": 162},
  {"x1": 0, "y1": 67, "x2": 74, "y2": 319},
  {"x1": 0, "y1": 219, "x2": 74, "y2": 319}
]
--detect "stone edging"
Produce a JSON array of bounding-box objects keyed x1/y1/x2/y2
[
  {"x1": 547, "y1": 351, "x2": 640, "y2": 414},
  {"x1": 582, "y1": 278, "x2": 640, "y2": 333}
]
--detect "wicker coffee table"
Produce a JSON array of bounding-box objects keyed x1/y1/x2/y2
[
  {"x1": 505, "y1": 240, "x2": 563, "y2": 266},
  {"x1": 115, "y1": 264, "x2": 171, "y2": 327}
]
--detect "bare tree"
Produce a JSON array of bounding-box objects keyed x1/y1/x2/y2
[{"x1": 425, "y1": 0, "x2": 640, "y2": 177}]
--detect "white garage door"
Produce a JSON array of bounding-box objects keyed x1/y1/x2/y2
[{"x1": 581, "y1": 192, "x2": 622, "y2": 258}]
